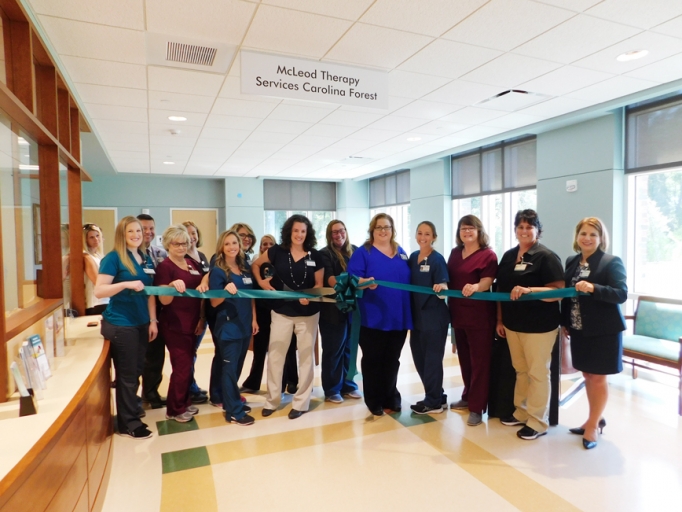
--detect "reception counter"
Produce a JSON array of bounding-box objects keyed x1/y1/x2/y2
[{"x1": 0, "y1": 317, "x2": 113, "y2": 512}]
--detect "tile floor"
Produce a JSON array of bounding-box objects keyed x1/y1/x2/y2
[{"x1": 101, "y1": 336, "x2": 682, "y2": 512}]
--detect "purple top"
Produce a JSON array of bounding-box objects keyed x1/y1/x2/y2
[
  {"x1": 447, "y1": 247, "x2": 498, "y2": 330},
  {"x1": 347, "y1": 245, "x2": 413, "y2": 331},
  {"x1": 154, "y1": 257, "x2": 204, "y2": 334}
]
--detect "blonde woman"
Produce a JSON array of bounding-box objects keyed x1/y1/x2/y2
[
  {"x1": 95, "y1": 216, "x2": 158, "y2": 439},
  {"x1": 83, "y1": 223, "x2": 109, "y2": 315}
]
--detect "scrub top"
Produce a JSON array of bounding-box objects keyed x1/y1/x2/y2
[
  {"x1": 209, "y1": 265, "x2": 254, "y2": 340},
  {"x1": 408, "y1": 250, "x2": 450, "y2": 331},
  {"x1": 100, "y1": 249, "x2": 154, "y2": 326},
  {"x1": 154, "y1": 256, "x2": 204, "y2": 334}
]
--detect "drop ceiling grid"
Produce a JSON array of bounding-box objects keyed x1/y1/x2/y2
[{"x1": 28, "y1": 0, "x2": 145, "y2": 30}]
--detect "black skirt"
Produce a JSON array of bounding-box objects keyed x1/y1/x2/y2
[{"x1": 569, "y1": 330, "x2": 623, "y2": 375}]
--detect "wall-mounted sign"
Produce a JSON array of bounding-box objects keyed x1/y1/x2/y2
[{"x1": 241, "y1": 50, "x2": 388, "y2": 109}]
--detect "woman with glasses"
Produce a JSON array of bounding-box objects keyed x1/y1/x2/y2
[
  {"x1": 95, "y1": 216, "x2": 157, "y2": 439},
  {"x1": 447, "y1": 215, "x2": 498, "y2": 426},
  {"x1": 252, "y1": 215, "x2": 323, "y2": 419},
  {"x1": 319, "y1": 220, "x2": 361, "y2": 403},
  {"x1": 347, "y1": 213, "x2": 412, "y2": 417},
  {"x1": 153, "y1": 225, "x2": 209, "y2": 423},
  {"x1": 496, "y1": 210, "x2": 564, "y2": 441},
  {"x1": 83, "y1": 223, "x2": 109, "y2": 315},
  {"x1": 182, "y1": 220, "x2": 210, "y2": 404},
  {"x1": 230, "y1": 223, "x2": 257, "y2": 263},
  {"x1": 408, "y1": 221, "x2": 450, "y2": 416},
  {"x1": 561, "y1": 218, "x2": 627, "y2": 450}
]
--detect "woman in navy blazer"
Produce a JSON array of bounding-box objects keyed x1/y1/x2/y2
[{"x1": 561, "y1": 217, "x2": 627, "y2": 450}]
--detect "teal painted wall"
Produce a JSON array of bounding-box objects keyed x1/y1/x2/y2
[
  {"x1": 337, "y1": 179, "x2": 369, "y2": 248},
  {"x1": 409, "y1": 159, "x2": 452, "y2": 255}
]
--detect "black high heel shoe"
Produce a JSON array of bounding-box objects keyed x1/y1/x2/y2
[
  {"x1": 583, "y1": 437, "x2": 597, "y2": 450},
  {"x1": 569, "y1": 418, "x2": 606, "y2": 436}
]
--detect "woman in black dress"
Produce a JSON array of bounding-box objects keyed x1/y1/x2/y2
[{"x1": 562, "y1": 217, "x2": 627, "y2": 450}]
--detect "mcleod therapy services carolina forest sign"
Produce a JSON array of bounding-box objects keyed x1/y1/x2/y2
[{"x1": 240, "y1": 50, "x2": 388, "y2": 109}]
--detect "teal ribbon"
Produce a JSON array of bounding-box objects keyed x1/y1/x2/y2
[{"x1": 131, "y1": 286, "x2": 320, "y2": 301}]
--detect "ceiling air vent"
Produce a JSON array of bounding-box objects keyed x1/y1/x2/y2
[
  {"x1": 475, "y1": 89, "x2": 552, "y2": 112},
  {"x1": 166, "y1": 41, "x2": 217, "y2": 67}
]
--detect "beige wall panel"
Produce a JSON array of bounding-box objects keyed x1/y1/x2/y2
[
  {"x1": 171, "y1": 209, "x2": 218, "y2": 261},
  {"x1": 82, "y1": 208, "x2": 116, "y2": 255}
]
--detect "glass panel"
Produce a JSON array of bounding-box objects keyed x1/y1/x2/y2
[
  {"x1": 263, "y1": 210, "x2": 335, "y2": 249},
  {"x1": 370, "y1": 204, "x2": 411, "y2": 253},
  {"x1": 630, "y1": 170, "x2": 682, "y2": 298},
  {"x1": 452, "y1": 153, "x2": 480, "y2": 197},
  {"x1": 1, "y1": 110, "x2": 42, "y2": 320},
  {"x1": 627, "y1": 100, "x2": 682, "y2": 170},
  {"x1": 59, "y1": 161, "x2": 71, "y2": 311}
]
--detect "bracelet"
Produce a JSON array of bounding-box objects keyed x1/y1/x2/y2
[{"x1": 150, "y1": 319, "x2": 159, "y2": 323}]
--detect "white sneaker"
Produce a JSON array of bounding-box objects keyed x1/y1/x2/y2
[
  {"x1": 166, "y1": 411, "x2": 194, "y2": 423},
  {"x1": 187, "y1": 405, "x2": 199, "y2": 415}
]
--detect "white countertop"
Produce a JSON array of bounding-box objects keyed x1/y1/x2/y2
[{"x1": 0, "y1": 316, "x2": 107, "y2": 482}]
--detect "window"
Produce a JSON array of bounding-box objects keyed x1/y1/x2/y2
[
  {"x1": 264, "y1": 210, "x2": 335, "y2": 248},
  {"x1": 627, "y1": 96, "x2": 682, "y2": 172},
  {"x1": 451, "y1": 137, "x2": 537, "y2": 257},
  {"x1": 369, "y1": 170, "x2": 411, "y2": 251},
  {"x1": 627, "y1": 169, "x2": 682, "y2": 299}
]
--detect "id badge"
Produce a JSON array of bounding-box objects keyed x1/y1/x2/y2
[
  {"x1": 400, "y1": 254, "x2": 408, "y2": 260},
  {"x1": 143, "y1": 268, "x2": 156, "y2": 275},
  {"x1": 420, "y1": 265, "x2": 430, "y2": 272},
  {"x1": 189, "y1": 270, "x2": 200, "y2": 275},
  {"x1": 305, "y1": 260, "x2": 316, "y2": 267},
  {"x1": 514, "y1": 264, "x2": 527, "y2": 271},
  {"x1": 202, "y1": 266, "x2": 210, "y2": 273},
  {"x1": 243, "y1": 277, "x2": 253, "y2": 285},
  {"x1": 579, "y1": 269, "x2": 590, "y2": 278}
]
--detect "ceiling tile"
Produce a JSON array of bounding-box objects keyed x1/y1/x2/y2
[
  {"x1": 247, "y1": 131, "x2": 300, "y2": 144},
  {"x1": 94, "y1": 119, "x2": 148, "y2": 135},
  {"x1": 257, "y1": 119, "x2": 313, "y2": 135},
  {"x1": 421, "y1": 79, "x2": 503, "y2": 106},
  {"x1": 205, "y1": 115, "x2": 263, "y2": 130},
  {"x1": 388, "y1": 70, "x2": 452, "y2": 99},
  {"x1": 481, "y1": 112, "x2": 544, "y2": 129},
  {"x1": 103, "y1": 140, "x2": 149, "y2": 152},
  {"x1": 289, "y1": 134, "x2": 338, "y2": 147},
  {"x1": 324, "y1": 23, "x2": 432, "y2": 69},
  {"x1": 346, "y1": 127, "x2": 403, "y2": 142},
  {"x1": 519, "y1": 96, "x2": 594, "y2": 117},
  {"x1": 196, "y1": 135, "x2": 250, "y2": 148},
  {"x1": 566, "y1": 75, "x2": 659, "y2": 102},
  {"x1": 148, "y1": 109, "x2": 208, "y2": 127},
  {"x1": 625, "y1": 52, "x2": 682, "y2": 83},
  {"x1": 302, "y1": 124, "x2": 357, "y2": 138},
  {"x1": 61, "y1": 56, "x2": 147, "y2": 89},
  {"x1": 319, "y1": 110, "x2": 384, "y2": 127},
  {"x1": 150, "y1": 144, "x2": 194, "y2": 158},
  {"x1": 150, "y1": 135, "x2": 198, "y2": 147},
  {"x1": 533, "y1": 0, "x2": 602, "y2": 11},
  {"x1": 513, "y1": 14, "x2": 641, "y2": 64},
  {"x1": 439, "y1": 106, "x2": 506, "y2": 124},
  {"x1": 148, "y1": 91, "x2": 215, "y2": 113},
  {"x1": 338, "y1": 95, "x2": 413, "y2": 114},
  {"x1": 200, "y1": 127, "x2": 252, "y2": 141},
  {"x1": 86, "y1": 103, "x2": 147, "y2": 123},
  {"x1": 30, "y1": 0, "x2": 144, "y2": 29},
  {"x1": 398, "y1": 39, "x2": 502, "y2": 79},
  {"x1": 586, "y1": 0, "x2": 682, "y2": 30},
  {"x1": 651, "y1": 15, "x2": 682, "y2": 37},
  {"x1": 149, "y1": 124, "x2": 202, "y2": 138},
  {"x1": 518, "y1": 65, "x2": 614, "y2": 96},
  {"x1": 76, "y1": 83, "x2": 147, "y2": 108},
  {"x1": 410, "y1": 119, "x2": 469, "y2": 136},
  {"x1": 267, "y1": 104, "x2": 335, "y2": 123},
  {"x1": 212, "y1": 98, "x2": 279, "y2": 118},
  {"x1": 148, "y1": 66, "x2": 225, "y2": 96},
  {"x1": 243, "y1": 5, "x2": 351, "y2": 58},
  {"x1": 360, "y1": 0, "x2": 488, "y2": 37},
  {"x1": 367, "y1": 115, "x2": 428, "y2": 132},
  {"x1": 392, "y1": 100, "x2": 462, "y2": 120},
  {"x1": 146, "y1": 0, "x2": 255, "y2": 44},
  {"x1": 38, "y1": 16, "x2": 145, "y2": 64},
  {"x1": 262, "y1": 0, "x2": 374, "y2": 21},
  {"x1": 461, "y1": 54, "x2": 562, "y2": 88},
  {"x1": 442, "y1": 0, "x2": 574, "y2": 51},
  {"x1": 572, "y1": 31, "x2": 682, "y2": 74}
]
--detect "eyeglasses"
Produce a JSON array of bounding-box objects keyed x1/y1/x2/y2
[
  {"x1": 331, "y1": 229, "x2": 346, "y2": 236},
  {"x1": 374, "y1": 226, "x2": 392, "y2": 232},
  {"x1": 170, "y1": 242, "x2": 189, "y2": 248},
  {"x1": 459, "y1": 227, "x2": 477, "y2": 232}
]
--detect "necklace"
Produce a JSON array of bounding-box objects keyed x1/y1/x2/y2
[{"x1": 288, "y1": 251, "x2": 308, "y2": 288}]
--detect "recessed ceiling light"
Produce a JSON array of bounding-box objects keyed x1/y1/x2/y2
[
  {"x1": 163, "y1": 161, "x2": 175, "y2": 165},
  {"x1": 406, "y1": 137, "x2": 422, "y2": 142},
  {"x1": 168, "y1": 116, "x2": 187, "y2": 121},
  {"x1": 616, "y1": 50, "x2": 649, "y2": 62}
]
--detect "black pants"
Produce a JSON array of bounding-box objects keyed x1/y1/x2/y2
[
  {"x1": 410, "y1": 325, "x2": 448, "y2": 408},
  {"x1": 142, "y1": 328, "x2": 165, "y2": 399},
  {"x1": 241, "y1": 308, "x2": 271, "y2": 391},
  {"x1": 102, "y1": 320, "x2": 148, "y2": 433},
  {"x1": 359, "y1": 327, "x2": 407, "y2": 413}
]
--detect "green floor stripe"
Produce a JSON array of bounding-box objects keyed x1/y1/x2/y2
[
  {"x1": 389, "y1": 409, "x2": 437, "y2": 427},
  {"x1": 157, "y1": 418, "x2": 200, "y2": 436},
  {"x1": 162, "y1": 446, "x2": 211, "y2": 474}
]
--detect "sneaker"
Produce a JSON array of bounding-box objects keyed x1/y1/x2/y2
[
  {"x1": 191, "y1": 393, "x2": 208, "y2": 404},
  {"x1": 121, "y1": 425, "x2": 153, "y2": 439},
  {"x1": 501, "y1": 415, "x2": 525, "y2": 426},
  {"x1": 138, "y1": 409, "x2": 147, "y2": 418},
  {"x1": 343, "y1": 390, "x2": 362, "y2": 399},
  {"x1": 239, "y1": 386, "x2": 258, "y2": 394},
  {"x1": 325, "y1": 394, "x2": 344, "y2": 404},
  {"x1": 142, "y1": 393, "x2": 167, "y2": 409},
  {"x1": 370, "y1": 408, "x2": 385, "y2": 417},
  {"x1": 467, "y1": 412, "x2": 483, "y2": 426},
  {"x1": 410, "y1": 403, "x2": 444, "y2": 415},
  {"x1": 449, "y1": 400, "x2": 469, "y2": 410},
  {"x1": 187, "y1": 405, "x2": 199, "y2": 415},
  {"x1": 517, "y1": 425, "x2": 547, "y2": 440},
  {"x1": 166, "y1": 411, "x2": 194, "y2": 423},
  {"x1": 210, "y1": 402, "x2": 223, "y2": 408},
  {"x1": 243, "y1": 405, "x2": 252, "y2": 413},
  {"x1": 229, "y1": 414, "x2": 255, "y2": 426}
]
